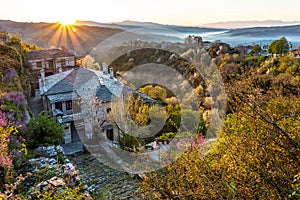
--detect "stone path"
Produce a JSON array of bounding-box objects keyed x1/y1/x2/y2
[
  {"x1": 62, "y1": 141, "x2": 84, "y2": 155},
  {"x1": 28, "y1": 91, "x2": 141, "y2": 199},
  {"x1": 28, "y1": 90, "x2": 44, "y2": 118},
  {"x1": 68, "y1": 152, "x2": 141, "y2": 199}
]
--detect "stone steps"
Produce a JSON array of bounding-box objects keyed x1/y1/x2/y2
[{"x1": 67, "y1": 152, "x2": 140, "y2": 199}]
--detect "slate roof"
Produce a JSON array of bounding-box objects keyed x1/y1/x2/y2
[
  {"x1": 57, "y1": 113, "x2": 83, "y2": 123},
  {"x1": 28, "y1": 49, "x2": 75, "y2": 61},
  {"x1": 134, "y1": 89, "x2": 156, "y2": 103},
  {"x1": 95, "y1": 85, "x2": 116, "y2": 102},
  {"x1": 47, "y1": 92, "x2": 79, "y2": 103},
  {"x1": 41, "y1": 67, "x2": 155, "y2": 104},
  {"x1": 52, "y1": 109, "x2": 64, "y2": 117},
  {"x1": 42, "y1": 68, "x2": 98, "y2": 96}
]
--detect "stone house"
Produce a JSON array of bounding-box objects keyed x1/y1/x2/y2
[
  {"x1": 28, "y1": 49, "x2": 76, "y2": 89},
  {"x1": 291, "y1": 49, "x2": 300, "y2": 58},
  {"x1": 39, "y1": 66, "x2": 154, "y2": 144}
]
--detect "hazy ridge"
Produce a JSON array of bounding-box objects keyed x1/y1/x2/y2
[{"x1": 1, "y1": 19, "x2": 300, "y2": 53}]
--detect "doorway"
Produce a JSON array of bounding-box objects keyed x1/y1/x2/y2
[{"x1": 106, "y1": 129, "x2": 114, "y2": 141}]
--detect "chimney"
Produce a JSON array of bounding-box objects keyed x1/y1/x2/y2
[
  {"x1": 40, "y1": 68, "x2": 45, "y2": 86},
  {"x1": 102, "y1": 62, "x2": 108, "y2": 74},
  {"x1": 109, "y1": 67, "x2": 114, "y2": 78}
]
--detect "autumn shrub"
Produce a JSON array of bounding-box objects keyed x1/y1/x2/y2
[
  {"x1": 289, "y1": 172, "x2": 300, "y2": 199},
  {"x1": 140, "y1": 92, "x2": 300, "y2": 199}
]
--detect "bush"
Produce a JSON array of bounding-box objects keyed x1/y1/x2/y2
[
  {"x1": 157, "y1": 132, "x2": 175, "y2": 141},
  {"x1": 118, "y1": 134, "x2": 143, "y2": 152},
  {"x1": 27, "y1": 111, "x2": 63, "y2": 149}
]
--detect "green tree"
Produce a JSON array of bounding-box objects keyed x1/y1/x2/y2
[
  {"x1": 268, "y1": 37, "x2": 290, "y2": 56},
  {"x1": 109, "y1": 94, "x2": 151, "y2": 150},
  {"x1": 139, "y1": 85, "x2": 167, "y2": 101},
  {"x1": 27, "y1": 111, "x2": 63, "y2": 148},
  {"x1": 252, "y1": 44, "x2": 262, "y2": 55}
]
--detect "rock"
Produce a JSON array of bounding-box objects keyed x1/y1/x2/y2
[
  {"x1": 48, "y1": 176, "x2": 66, "y2": 187},
  {"x1": 48, "y1": 158, "x2": 56, "y2": 165},
  {"x1": 65, "y1": 163, "x2": 75, "y2": 171},
  {"x1": 49, "y1": 151, "x2": 57, "y2": 157},
  {"x1": 25, "y1": 145, "x2": 86, "y2": 199},
  {"x1": 55, "y1": 145, "x2": 64, "y2": 153},
  {"x1": 169, "y1": 53, "x2": 177, "y2": 60},
  {"x1": 35, "y1": 145, "x2": 62, "y2": 158},
  {"x1": 36, "y1": 176, "x2": 66, "y2": 193},
  {"x1": 46, "y1": 145, "x2": 55, "y2": 151}
]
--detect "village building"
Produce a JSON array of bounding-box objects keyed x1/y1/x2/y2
[
  {"x1": 291, "y1": 48, "x2": 300, "y2": 58},
  {"x1": 39, "y1": 66, "x2": 155, "y2": 144},
  {"x1": 28, "y1": 49, "x2": 76, "y2": 89}
]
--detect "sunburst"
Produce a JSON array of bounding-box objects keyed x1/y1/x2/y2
[
  {"x1": 59, "y1": 19, "x2": 75, "y2": 26},
  {"x1": 33, "y1": 19, "x2": 95, "y2": 55}
]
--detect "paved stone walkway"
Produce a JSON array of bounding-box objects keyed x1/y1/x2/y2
[
  {"x1": 68, "y1": 152, "x2": 140, "y2": 199},
  {"x1": 28, "y1": 90, "x2": 44, "y2": 118},
  {"x1": 62, "y1": 141, "x2": 83, "y2": 155}
]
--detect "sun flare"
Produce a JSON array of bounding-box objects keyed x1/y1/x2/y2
[{"x1": 59, "y1": 19, "x2": 75, "y2": 26}]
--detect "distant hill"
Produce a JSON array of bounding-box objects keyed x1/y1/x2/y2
[
  {"x1": 75, "y1": 20, "x2": 226, "y2": 33},
  {"x1": 0, "y1": 20, "x2": 299, "y2": 53},
  {"x1": 114, "y1": 20, "x2": 162, "y2": 27},
  {"x1": 0, "y1": 20, "x2": 123, "y2": 54},
  {"x1": 224, "y1": 25, "x2": 300, "y2": 37},
  {"x1": 202, "y1": 20, "x2": 300, "y2": 28}
]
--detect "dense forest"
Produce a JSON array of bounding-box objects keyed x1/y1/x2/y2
[{"x1": 108, "y1": 38, "x2": 300, "y2": 199}]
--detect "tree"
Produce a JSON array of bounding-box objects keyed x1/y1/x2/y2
[
  {"x1": 268, "y1": 37, "x2": 290, "y2": 56},
  {"x1": 81, "y1": 55, "x2": 100, "y2": 70},
  {"x1": 140, "y1": 94, "x2": 300, "y2": 199},
  {"x1": 252, "y1": 44, "x2": 262, "y2": 55},
  {"x1": 109, "y1": 94, "x2": 152, "y2": 151},
  {"x1": 139, "y1": 85, "x2": 167, "y2": 101},
  {"x1": 27, "y1": 111, "x2": 63, "y2": 148}
]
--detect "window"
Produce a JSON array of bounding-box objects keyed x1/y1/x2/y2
[
  {"x1": 36, "y1": 61, "x2": 42, "y2": 68},
  {"x1": 55, "y1": 102, "x2": 62, "y2": 110},
  {"x1": 61, "y1": 59, "x2": 66, "y2": 66},
  {"x1": 66, "y1": 100, "x2": 72, "y2": 110},
  {"x1": 107, "y1": 108, "x2": 111, "y2": 113},
  {"x1": 48, "y1": 60, "x2": 54, "y2": 69}
]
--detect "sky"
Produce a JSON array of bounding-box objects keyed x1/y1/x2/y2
[{"x1": 1, "y1": 0, "x2": 300, "y2": 26}]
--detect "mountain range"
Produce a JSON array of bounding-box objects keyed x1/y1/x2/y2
[
  {"x1": 202, "y1": 20, "x2": 300, "y2": 29},
  {"x1": 1, "y1": 19, "x2": 300, "y2": 53}
]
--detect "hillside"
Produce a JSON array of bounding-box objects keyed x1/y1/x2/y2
[
  {"x1": 1, "y1": 20, "x2": 300, "y2": 54},
  {"x1": 0, "y1": 20, "x2": 123, "y2": 54},
  {"x1": 75, "y1": 20, "x2": 226, "y2": 33}
]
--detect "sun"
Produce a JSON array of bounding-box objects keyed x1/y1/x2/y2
[{"x1": 59, "y1": 19, "x2": 75, "y2": 26}]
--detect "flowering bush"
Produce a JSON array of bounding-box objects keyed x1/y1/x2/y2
[
  {"x1": 4, "y1": 91, "x2": 26, "y2": 106},
  {"x1": 191, "y1": 134, "x2": 205, "y2": 148},
  {"x1": 0, "y1": 83, "x2": 28, "y2": 194},
  {"x1": 0, "y1": 172, "x2": 32, "y2": 199}
]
